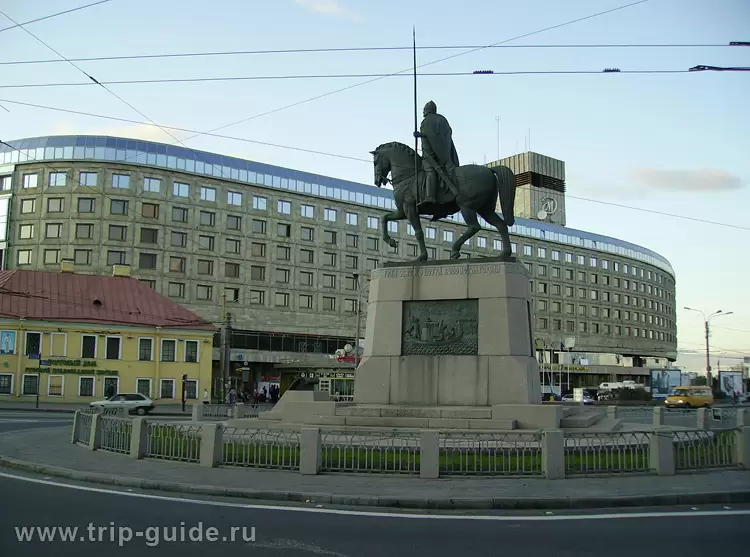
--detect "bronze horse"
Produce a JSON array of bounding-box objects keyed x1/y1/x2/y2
[{"x1": 370, "y1": 142, "x2": 517, "y2": 261}]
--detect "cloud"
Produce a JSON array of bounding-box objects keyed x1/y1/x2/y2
[
  {"x1": 629, "y1": 168, "x2": 746, "y2": 192},
  {"x1": 294, "y1": 0, "x2": 362, "y2": 21}
]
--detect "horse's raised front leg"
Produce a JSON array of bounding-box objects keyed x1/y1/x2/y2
[
  {"x1": 451, "y1": 208, "x2": 482, "y2": 259},
  {"x1": 403, "y1": 202, "x2": 428, "y2": 261},
  {"x1": 381, "y1": 209, "x2": 405, "y2": 249}
]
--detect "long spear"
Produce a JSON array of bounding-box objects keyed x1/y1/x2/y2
[{"x1": 413, "y1": 26, "x2": 418, "y2": 190}]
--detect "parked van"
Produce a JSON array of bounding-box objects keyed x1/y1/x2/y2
[{"x1": 664, "y1": 386, "x2": 713, "y2": 408}]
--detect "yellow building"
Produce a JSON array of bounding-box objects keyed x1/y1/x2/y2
[{"x1": 0, "y1": 265, "x2": 215, "y2": 403}]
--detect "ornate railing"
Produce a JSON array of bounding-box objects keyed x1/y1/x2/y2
[
  {"x1": 145, "y1": 423, "x2": 202, "y2": 463},
  {"x1": 564, "y1": 431, "x2": 651, "y2": 475},
  {"x1": 439, "y1": 432, "x2": 542, "y2": 476},
  {"x1": 221, "y1": 428, "x2": 300, "y2": 470},
  {"x1": 98, "y1": 417, "x2": 132, "y2": 454},
  {"x1": 321, "y1": 430, "x2": 420, "y2": 474}
]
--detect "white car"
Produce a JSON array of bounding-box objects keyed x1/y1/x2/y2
[
  {"x1": 562, "y1": 394, "x2": 594, "y2": 405},
  {"x1": 89, "y1": 393, "x2": 156, "y2": 415}
]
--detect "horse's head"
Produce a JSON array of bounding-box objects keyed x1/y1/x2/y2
[{"x1": 369, "y1": 148, "x2": 390, "y2": 188}]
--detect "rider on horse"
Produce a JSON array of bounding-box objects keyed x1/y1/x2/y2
[{"x1": 413, "y1": 100, "x2": 460, "y2": 207}]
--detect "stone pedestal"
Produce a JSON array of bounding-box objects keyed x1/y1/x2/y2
[{"x1": 354, "y1": 258, "x2": 542, "y2": 407}]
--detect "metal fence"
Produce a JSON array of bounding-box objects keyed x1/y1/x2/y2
[
  {"x1": 75, "y1": 411, "x2": 93, "y2": 446},
  {"x1": 565, "y1": 431, "x2": 652, "y2": 475},
  {"x1": 321, "y1": 430, "x2": 420, "y2": 474},
  {"x1": 145, "y1": 423, "x2": 201, "y2": 463},
  {"x1": 200, "y1": 404, "x2": 235, "y2": 420},
  {"x1": 221, "y1": 428, "x2": 300, "y2": 470},
  {"x1": 98, "y1": 417, "x2": 132, "y2": 454},
  {"x1": 440, "y1": 432, "x2": 542, "y2": 476},
  {"x1": 673, "y1": 429, "x2": 738, "y2": 471}
]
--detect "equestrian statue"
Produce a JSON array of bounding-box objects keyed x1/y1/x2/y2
[{"x1": 371, "y1": 100, "x2": 517, "y2": 261}]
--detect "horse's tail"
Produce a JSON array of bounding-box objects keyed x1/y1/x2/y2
[{"x1": 490, "y1": 165, "x2": 516, "y2": 227}]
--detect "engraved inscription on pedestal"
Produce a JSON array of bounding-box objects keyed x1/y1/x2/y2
[{"x1": 401, "y1": 299, "x2": 478, "y2": 356}]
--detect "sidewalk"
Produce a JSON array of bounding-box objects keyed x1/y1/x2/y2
[
  {"x1": 2, "y1": 426, "x2": 749, "y2": 510},
  {"x1": 0, "y1": 401, "x2": 192, "y2": 416}
]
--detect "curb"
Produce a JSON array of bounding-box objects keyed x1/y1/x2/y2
[
  {"x1": 2, "y1": 455, "x2": 750, "y2": 511},
  {"x1": 0, "y1": 407, "x2": 189, "y2": 417}
]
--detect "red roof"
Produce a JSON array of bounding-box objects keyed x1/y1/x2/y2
[{"x1": 0, "y1": 269, "x2": 215, "y2": 331}]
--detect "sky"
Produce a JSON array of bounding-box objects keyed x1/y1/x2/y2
[{"x1": 0, "y1": 0, "x2": 748, "y2": 373}]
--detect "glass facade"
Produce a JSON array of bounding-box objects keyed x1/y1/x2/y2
[{"x1": 0, "y1": 136, "x2": 674, "y2": 276}]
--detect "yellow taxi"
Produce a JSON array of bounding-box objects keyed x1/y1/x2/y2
[{"x1": 664, "y1": 386, "x2": 713, "y2": 408}]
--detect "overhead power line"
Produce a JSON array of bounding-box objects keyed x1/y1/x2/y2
[
  {"x1": 182, "y1": 0, "x2": 656, "y2": 144},
  {"x1": 0, "y1": 0, "x2": 114, "y2": 34},
  {"x1": 0, "y1": 5, "x2": 185, "y2": 148},
  {"x1": 1, "y1": 97, "x2": 748, "y2": 234},
  {"x1": 1, "y1": 42, "x2": 744, "y2": 66},
  {"x1": 0, "y1": 68, "x2": 699, "y2": 89}
]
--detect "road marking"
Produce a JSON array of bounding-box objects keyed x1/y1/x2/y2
[{"x1": 1, "y1": 471, "x2": 749, "y2": 521}]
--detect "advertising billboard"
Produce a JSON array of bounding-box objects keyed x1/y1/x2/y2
[
  {"x1": 719, "y1": 371, "x2": 744, "y2": 398},
  {"x1": 650, "y1": 368, "x2": 682, "y2": 398}
]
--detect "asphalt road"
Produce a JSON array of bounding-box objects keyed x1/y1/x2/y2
[
  {"x1": 0, "y1": 473, "x2": 748, "y2": 557},
  {"x1": 0, "y1": 411, "x2": 73, "y2": 434}
]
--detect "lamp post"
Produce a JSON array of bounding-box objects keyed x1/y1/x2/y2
[{"x1": 684, "y1": 307, "x2": 733, "y2": 388}]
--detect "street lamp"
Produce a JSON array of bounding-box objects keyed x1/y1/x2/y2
[{"x1": 684, "y1": 307, "x2": 734, "y2": 387}]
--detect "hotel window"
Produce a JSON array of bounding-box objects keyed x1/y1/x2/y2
[
  {"x1": 323, "y1": 296, "x2": 336, "y2": 311},
  {"x1": 47, "y1": 197, "x2": 64, "y2": 213},
  {"x1": 301, "y1": 204, "x2": 314, "y2": 218},
  {"x1": 199, "y1": 235, "x2": 215, "y2": 251},
  {"x1": 300, "y1": 249, "x2": 314, "y2": 264},
  {"x1": 577, "y1": 255, "x2": 585, "y2": 265},
  {"x1": 225, "y1": 287, "x2": 240, "y2": 302},
  {"x1": 253, "y1": 195, "x2": 267, "y2": 210},
  {"x1": 252, "y1": 219, "x2": 266, "y2": 234},
  {"x1": 551, "y1": 250, "x2": 560, "y2": 261},
  {"x1": 112, "y1": 174, "x2": 130, "y2": 189},
  {"x1": 425, "y1": 227, "x2": 436, "y2": 240},
  {"x1": 197, "y1": 259, "x2": 214, "y2": 275},
  {"x1": 276, "y1": 245, "x2": 291, "y2": 261},
  {"x1": 346, "y1": 234, "x2": 359, "y2": 248},
  {"x1": 173, "y1": 182, "x2": 189, "y2": 197},
  {"x1": 44, "y1": 250, "x2": 61, "y2": 265},
  {"x1": 171, "y1": 231, "x2": 187, "y2": 248},
  {"x1": 227, "y1": 215, "x2": 242, "y2": 230},
  {"x1": 565, "y1": 269, "x2": 573, "y2": 280},
  {"x1": 366, "y1": 237, "x2": 379, "y2": 251},
  {"x1": 172, "y1": 206, "x2": 188, "y2": 222},
  {"x1": 169, "y1": 257, "x2": 185, "y2": 273},
  {"x1": 138, "y1": 338, "x2": 153, "y2": 361},
  {"x1": 168, "y1": 282, "x2": 185, "y2": 298},
  {"x1": 227, "y1": 191, "x2": 242, "y2": 206},
  {"x1": 552, "y1": 301, "x2": 561, "y2": 313},
  {"x1": 324, "y1": 208, "x2": 337, "y2": 222},
  {"x1": 251, "y1": 266, "x2": 266, "y2": 281},
  {"x1": 275, "y1": 292, "x2": 289, "y2": 307},
  {"x1": 23, "y1": 174, "x2": 38, "y2": 188},
  {"x1": 367, "y1": 216, "x2": 379, "y2": 229},
  {"x1": 323, "y1": 274, "x2": 336, "y2": 288},
  {"x1": 323, "y1": 252, "x2": 337, "y2": 267},
  {"x1": 200, "y1": 186, "x2": 216, "y2": 202},
  {"x1": 78, "y1": 172, "x2": 97, "y2": 186},
  {"x1": 324, "y1": 230, "x2": 337, "y2": 244},
  {"x1": 277, "y1": 223, "x2": 291, "y2": 238},
  {"x1": 388, "y1": 221, "x2": 398, "y2": 234},
  {"x1": 537, "y1": 247, "x2": 546, "y2": 258},
  {"x1": 538, "y1": 300, "x2": 548, "y2": 311},
  {"x1": 277, "y1": 200, "x2": 291, "y2": 214},
  {"x1": 196, "y1": 285, "x2": 213, "y2": 300},
  {"x1": 552, "y1": 267, "x2": 561, "y2": 278},
  {"x1": 142, "y1": 203, "x2": 159, "y2": 219},
  {"x1": 345, "y1": 255, "x2": 358, "y2": 269},
  {"x1": 511, "y1": 243, "x2": 517, "y2": 254},
  {"x1": 346, "y1": 212, "x2": 358, "y2": 226},
  {"x1": 276, "y1": 268, "x2": 290, "y2": 283},
  {"x1": 590, "y1": 257, "x2": 598, "y2": 267},
  {"x1": 19, "y1": 224, "x2": 34, "y2": 239},
  {"x1": 538, "y1": 265, "x2": 547, "y2": 277},
  {"x1": 143, "y1": 177, "x2": 161, "y2": 193},
  {"x1": 226, "y1": 238, "x2": 241, "y2": 254},
  {"x1": 300, "y1": 226, "x2": 314, "y2": 241},
  {"x1": 565, "y1": 253, "x2": 573, "y2": 263},
  {"x1": 444, "y1": 230, "x2": 454, "y2": 243},
  {"x1": 300, "y1": 294, "x2": 313, "y2": 309},
  {"x1": 300, "y1": 271, "x2": 314, "y2": 286},
  {"x1": 108, "y1": 225, "x2": 127, "y2": 241},
  {"x1": 138, "y1": 253, "x2": 157, "y2": 270},
  {"x1": 110, "y1": 200, "x2": 128, "y2": 215},
  {"x1": 477, "y1": 237, "x2": 487, "y2": 249},
  {"x1": 74, "y1": 249, "x2": 91, "y2": 265},
  {"x1": 250, "y1": 290, "x2": 265, "y2": 305},
  {"x1": 251, "y1": 243, "x2": 266, "y2": 258},
  {"x1": 199, "y1": 211, "x2": 215, "y2": 227},
  {"x1": 523, "y1": 245, "x2": 532, "y2": 256},
  {"x1": 140, "y1": 228, "x2": 158, "y2": 244},
  {"x1": 225, "y1": 262, "x2": 240, "y2": 278},
  {"x1": 21, "y1": 198, "x2": 36, "y2": 213}
]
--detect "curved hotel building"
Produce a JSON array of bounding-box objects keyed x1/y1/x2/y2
[{"x1": 0, "y1": 136, "x2": 677, "y2": 396}]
